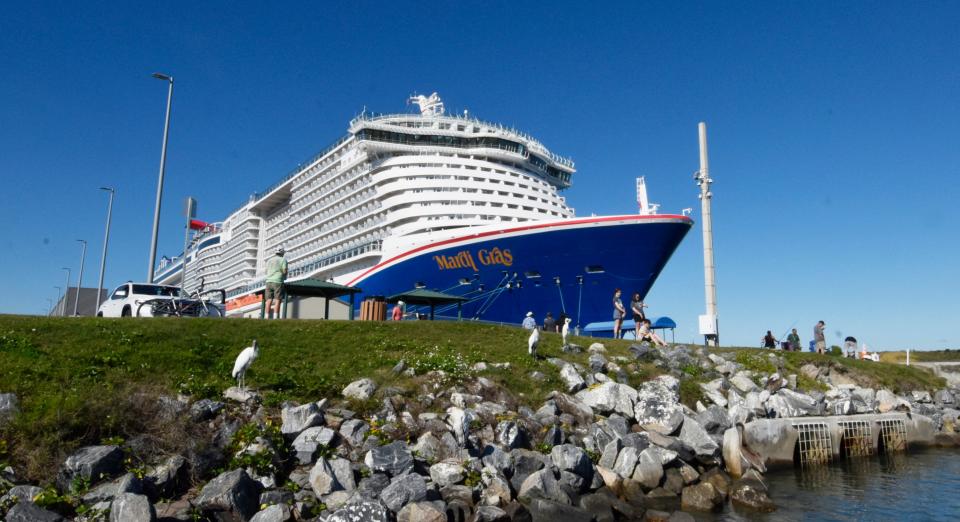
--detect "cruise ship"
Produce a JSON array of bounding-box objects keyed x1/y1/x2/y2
[{"x1": 155, "y1": 94, "x2": 692, "y2": 325}]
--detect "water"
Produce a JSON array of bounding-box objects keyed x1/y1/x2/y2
[{"x1": 710, "y1": 448, "x2": 960, "y2": 521}]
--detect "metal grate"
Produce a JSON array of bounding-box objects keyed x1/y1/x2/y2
[
  {"x1": 794, "y1": 422, "x2": 832, "y2": 465},
  {"x1": 839, "y1": 420, "x2": 875, "y2": 458},
  {"x1": 878, "y1": 418, "x2": 907, "y2": 454}
]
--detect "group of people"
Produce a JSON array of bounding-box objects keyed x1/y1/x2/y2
[
  {"x1": 761, "y1": 321, "x2": 879, "y2": 361},
  {"x1": 612, "y1": 289, "x2": 667, "y2": 346}
]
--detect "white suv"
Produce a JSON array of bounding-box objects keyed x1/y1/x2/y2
[{"x1": 97, "y1": 282, "x2": 224, "y2": 318}]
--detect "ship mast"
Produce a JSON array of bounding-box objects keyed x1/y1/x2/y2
[{"x1": 696, "y1": 122, "x2": 719, "y2": 347}]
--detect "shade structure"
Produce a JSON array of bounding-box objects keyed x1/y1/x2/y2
[
  {"x1": 257, "y1": 279, "x2": 362, "y2": 319},
  {"x1": 386, "y1": 288, "x2": 469, "y2": 320}
]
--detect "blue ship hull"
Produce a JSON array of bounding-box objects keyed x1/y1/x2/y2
[{"x1": 344, "y1": 215, "x2": 692, "y2": 326}]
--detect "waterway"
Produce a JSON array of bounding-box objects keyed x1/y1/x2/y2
[{"x1": 711, "y1": 447, "x2": 960, "y2": 521}]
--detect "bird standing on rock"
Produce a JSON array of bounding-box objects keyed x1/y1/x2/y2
[
  {"x1": 528, "y1": 327, "x2": 540, "y2": 358},
  {"x1": 232, "y1": 339, "x2": 259, "y2": 390},
  {"x1": 561, "y1": 317, "x2": 572, "y2": 346}
]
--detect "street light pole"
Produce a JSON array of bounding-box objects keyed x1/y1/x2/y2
[
  {"x1": 147, "y1": 72, "x2": 174, "y2": 283},
  {"x1": 74, "y1": 240, "x2": 87, "y2": 316},
  {"x1": 54, "y1": 286, "x2": 62, "y2": 316},
  {"x1": 61, "y1": 267, "x2": 71, "y2": 317},
  {"x1": 96, "y1": 187, "x2": 115, "y2": 308}
]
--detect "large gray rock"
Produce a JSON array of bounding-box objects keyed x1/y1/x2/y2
[
  {"x1": 1, "y1": 485, "x2": 43, "y2": 506},
  {"x1": 195, "y1": 469, "x2": 263, "y2": 522},
  {"x1": 190, "y1": 398, "x2": 224, "y2": 421},
  {"x1": 430, "y1": 460, "x2": 465, "y2": 487},
  {"x1": 342, "y1": 378, "x2": 377, "y2": 401},
  {"x1": 634, "y1": 385, "x2": 684, "y2": 436},
  {"x1": 934, "y1": 389, "x2": 956, "y2": 406},
  {"x1": 730, "y1": 372, "x2": 758, "y2": 394},
  {"x1": 589, "y1": 353, "x2": 609, "y2": 373},
  {"x1": 696, "y1": 405, "x2": 732, "y2": 435},
  {"x1": 4, "y1": 502, "x2": 66, "y2": 522},
  {"x1": 397, "y1": 501, "x2": 446, "y2": 522},
  {"x1": 249, "y1": 504, "x2": 292, "y2": 522},
  {"x1": 559, "y1": 365, "x2": 586, "y2": 394},
  {"x1": 356, "y1": 473, "x2": 391, "y2": 501},
  {"x1": 680, "y1": 482, "x2": 721, "y2": 511},
  {"x1": 475, "y1": 505, "x2": 511, "y2": 522},
  {"x1": 110, "y1": 492, "x2": 156, "y2": 522},
  {"x1": 729, "y1": 478, "x2": 776, "y2": 512},
  {"x1": 291, "y1": 426, "x2": 337, "y2": 465},
  {"x1": 527, "y1": 498, "x2": 593, "y2": 522},
  {"x1": 329, "y1": 457, "x2": 356, "y2": 491},
  {"x1": 145, "y1": 455, "x2": 189, "y2": 500},
  {"x1": 413, "y1": 432, "x2": 444, "y2": 463},
  {"x1": 326, "y1": 500, "x2": 390, "y2": 522},
  {"x1": 518, "y1": 469, "x2": 571, "y2": 505},
  {"x1": 480, "y1": 444, "x2": 514, "y2": 476},
  {"x1": 308, "y1": 457, "x2": 342, "y2": 496},
  {"x1": 632, "y1": 448, "x2": 664, "y2": 489},
  {"x1": 877, "y1": 389, "x2": 911, "y2": 413},
  {"x1": 510, "y1": 449, "x2": 549, "y2": 491},
  {"x1": 380, "y1": 472, "x2": 428, "y2": 513},
  {"x1": 550, "y1": 444, "x2": 593, "y2": 480},
  {"x1": 339, "y1": 419, "x2": 370, "y2": 447},
  {"x1": 364, "y1": 441, "x2": 414, "y2": 477},
  {"x1": 280, "y1": 402, "x2": 324, "y2": 438},
  {"x1": 575, "y1": 381, "x2": 638, "y2": 418},
  {"x1": 678, "y1": 416, "x2": 720, "y2": 462},
  {"x1": 776, "y1": 388, "x2": 821, "y2": 416},
  {"x1": 699, "y1": 379, "x2": 728, "y2": 408},
  {"x1": 496, "y1": 420, "x2": 527, "y2": 449},
  {"x1": 83, "y1": 472, "x2": 143, "y2": 504},
  {"x1": 613, "y1": 446, "x2": 640, "y2": 478},
  {"x1": 598, "y1": 438, "x2": 623, "y2": 469},
  {"x1": 57, "y1": 445, "x2": 124, "y2": 491}
]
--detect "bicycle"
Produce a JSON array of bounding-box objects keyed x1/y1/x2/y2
[{"x1": 137, "y1": 285, "x2": 226, "y2": 318}]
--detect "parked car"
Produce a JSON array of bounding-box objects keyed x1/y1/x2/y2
[{"x1": 97, "y1": 282, "x2": 224, "y2": 318}]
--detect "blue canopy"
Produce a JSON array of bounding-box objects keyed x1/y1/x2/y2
[
  {"x1": 583, "y1": 316, "x2": 677, "y2": 339},
  {"x1": 652, "y1": 317, "x2": 676, "y2": 330}
]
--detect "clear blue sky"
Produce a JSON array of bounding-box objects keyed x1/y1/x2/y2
[{"x1": 1, "y1": 1, "x2": 957, "y2": 350}]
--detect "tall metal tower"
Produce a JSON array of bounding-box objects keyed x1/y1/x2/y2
[{"x1": 696, "y1": 122, "x2": 719, "y2": 346}]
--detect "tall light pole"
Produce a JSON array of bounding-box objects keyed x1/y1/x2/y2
[
  {"x1": 54, "y1": 286, "x2": 62, "y2": 316},
  {"x1": 147, "y1": 72, "x2": 174, "y2": 283},
  {"x1": 73, "y1": 240, "x2": 87, "y2": 316},
  {"x1": 96, "y1": 187, "x2": 115, "y2": 308},
  {"x1": 695, "y1": 122, "x2": 719, "y2": 347},
  {"x1": 61, "y1": 267, "x2": 71, "y2": 317}
]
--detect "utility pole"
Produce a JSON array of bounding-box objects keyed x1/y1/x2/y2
[
  {"x1": 695, "y1": 122, "x2": 719, "y2": 347},
  {"x1": 73, "y1": 240, "x2": 87, "y2": 316}
]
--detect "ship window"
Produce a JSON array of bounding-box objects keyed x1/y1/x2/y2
[
  {"x1": 457, "y1": 125, "x2": 465, "y2": 131},
  {"x1": 585, "y1": 265, "x2": 605, "y2": 274},
  {"x1": 524, "y1": 271, "x2": 541, "y2": 279}
]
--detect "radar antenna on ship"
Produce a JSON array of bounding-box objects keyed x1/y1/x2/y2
[
  {"x1": 636, "y1": 177, "x2": 659, "y2": 215},
  {"x1": 408, "y1": 92, "x2": 445, "y2": 116}
]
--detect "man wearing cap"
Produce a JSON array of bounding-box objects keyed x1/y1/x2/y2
[
  {"x1": 265, "y1": 247, "x2": 288, "y2": 319},
  {"x1": 392, "y1": 300, "x2": 405, "y2": 321},
  {"x1": 522, "y1": 311, "x2": 536, "y2": 330}
]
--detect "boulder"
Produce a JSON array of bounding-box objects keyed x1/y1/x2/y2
[
  {"x1": 190, "y1": 398, "x2": 224, "y2": 421},
  {"x1": 291, "y1": 426, "x2": 337, "y2": 465},
  {"x1": 57, "y1": 445, "x2": 124, "y2": 491},
  {"x1": 729, "y1": 478, "x2": 776, "y2": 512},
  {"x1": 700, "y1": 467, "x2": 732, "y2": 497},
  {"x1": 551, "y1": 393, "x2": 594, "y2": 425},
  {"x1": 518, "y1": 469, "x2": 571, "y2": 505},
  {"x1": 598, "y1": 438, "x2": 623, "y2": 469},
  {"x1": 550, "y1": 444, "x2": 593, "y2": 480},
  {"x1": 634, "y1": 380, "x2": 684, "y2": 435},
  {"x1": 195, "y1": 469, "x2": 263, "y2": 522},
  {"x1": 356, "y1": 473, "x2": 391, "y2": 501},
  {"x1": 589, "y1": 353, "x2": 609, "y2": 373},
  {"x1": 777, "y1": 388, "x2": 821, "y2": 415},
  {"x1": 613, "y1": 446, "x2": 640, "y2": 479},
  {"x1": 632, "y1": 448, "x2": 664, "y2": 489},
  {"x1": 496, "y1": 420, "x2": 527, "y2": 449},
  {"x1": 575, "y1": 382, "x2": 638, "y2": 418},
  {"x1": 109, "y1": 492, "x2": 156, "y2": 522},
  {"x1": 339, "y1": 419, "x2": 370, "y2": 447},
  {"x1": 223, "y1": 387, "x2": 260, "y2": 403},
  {"x1": 4, "y1": 502, "x2": 66, "y2": 522},
  {"x1": 380, "y1": 472, "x2": 428, "y2": 513},
  {"x1": 342, "y1": 378, "x2": 377, "y2": 401},
  {"x1": 329, "y1": 457, "x2": 355, "y2": 491},
  {"x1": 475, "y1": 505, "x2": 511, "y2": 521},
  {"x1": 934, "y1": 389, "x2": 956, "y2": 406},
  {"x1": 699, "y1": 379, "x2": 728, "y2": 408},
  {"x1": 480, "y1": 444, "x2": 514, "y2": 476},
  {"x1": 326, "y1": 501, "x2": 390, "y2": 522},
  {"x1": 144, "y1": 455, "x2": 189, "y2": 500},
  {"x1": 1, "y1": 485, "x2": 43, "y2": 505},
  {"x1": 730, "y1": 372, "x2": 758, "y2": 393},
  {"x1": 397, "y1": 501, "x2": 446, "y2": 522},
  {"x1": 413, "y1": 432, "x2": 444, "y2": 463},
  {"x1": 509, "y1": 449, "x2": 549, "y2": 491},
  {"x1": 308, "y1": 457, "x2": 343, "y2": 496},
  {"x1": 446, "y1": 406, "x2": 476, "y2": 446},
  {"x1": 82, "y1": 472, "x2": 143, "y2": 504},
  {"x1": 678, "y1": 416, "x2": 719, "y2": 462},
  {"x1": 280, "y1": 402, "x2": 325, "y2": 438},
  {"x1": 365, "y1": 441, "x2": 414, "y2": 477},
  {"x1": 249, "y1": 504, "x2": 292, "y2": 522},
  {"x1": 0, "y1": 392, "x2": 19, "y2": 424},
  {"x1": 877, "y1": 389, "x2": 911, "y2": 413},
  {"x1": 680, "y1": 482, "x2": 721, "y2": 512},
  {"x1": 560, "y1": 365, "x2": 586, "y2": 394},
  {"x1": 430, "y1": 461, "x2": 465, "y2": 487},
  {"x1": 696, "y1": 405, "x2": 732, "y2": 435}
]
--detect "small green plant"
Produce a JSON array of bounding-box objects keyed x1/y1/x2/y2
[
  {"x1": 226, "y1": 420, "x2": 288, "y2": 476},
  {"x1": 585, "y1": 449, "x2": 601, "y2": 464},
  {"x1": 100, "y1": 436, "x2": 125, "y2": 446},
  {"x1": 463, "y1": 468, "x2": 482, "y2": 488},
  {"x1": 32, "y1": 486, "x2": 73, "y2": 513},
  {"x1": 75, "y1": 504, "x2": 110, "y2": 521},
  {"x1": 535, "y1": 442, "x2": 553, "y2": 454}
]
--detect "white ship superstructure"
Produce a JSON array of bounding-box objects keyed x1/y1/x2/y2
[{"x1": 157, "y1": 94, "x2": 577, "y2": 306}]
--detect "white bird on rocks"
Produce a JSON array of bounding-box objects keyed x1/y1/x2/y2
[
  {"x1": 232, "y1": 339, "x2": 259, "y2": 390},
  {"x1": 528, "y1": 327, "x2": 540, "y2": 358},
  {"x1": 561, "y1": 317, "x2": 572, "y2": 346}
]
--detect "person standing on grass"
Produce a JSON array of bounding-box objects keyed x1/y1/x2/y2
[
  {"x1": 612, "y1": 289, "x2": 626, "y2": 339},
  {"x1": 522, "y1": 311, "x2": 537, "y2": 330},
  {"x1": 265, "y1": 247, "x2": 287, "y2": 319},
  {"x1": 814, "y1": 320, "x2": 826, "y2": 354},
  {"x1": 543, "y1": 312, "x2": 556, "y2": 333},
  {"x1": 787, "y1": 328, "x2": 801, "y2": 352},
  {"x1": 392, "y1": 300, "x2": 405, "y2": 321},
  {"x1": 630, "y1": 293, "x2": 647, "y2": 339}
]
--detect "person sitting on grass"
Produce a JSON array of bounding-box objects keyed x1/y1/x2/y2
[{"x1": 638, "y1": 318, "x2": 668, "y2": 347}]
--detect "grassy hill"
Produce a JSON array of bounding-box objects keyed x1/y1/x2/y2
[
  {"x1": 879, "y1": 349, "x2": 960, "y2": 364},
  {"x1": 0, "y1": 315, "x2": 947, "y2": 483}
]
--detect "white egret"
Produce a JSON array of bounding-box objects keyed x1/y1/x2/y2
[
  {"x1": 528, "y1": 327, "x2": 540, "y2": 358},
  {"x1": 232, "y1": 339, "x2": 259, "y2": 390},
  {"x1": 561, "y1": 318, "x2": 572, "y2": 346}
]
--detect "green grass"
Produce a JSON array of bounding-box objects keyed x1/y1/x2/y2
[
  {"x1": 880, "y1": 349, "x2": 960, "y2": 364},
  {"x1": 0, "y1": 316, "x2": 947, "y2": 485}
]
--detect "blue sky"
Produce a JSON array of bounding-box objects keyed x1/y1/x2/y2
[{"x1": 1, "y1": 1, "x2": 957, "y2": 349}]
